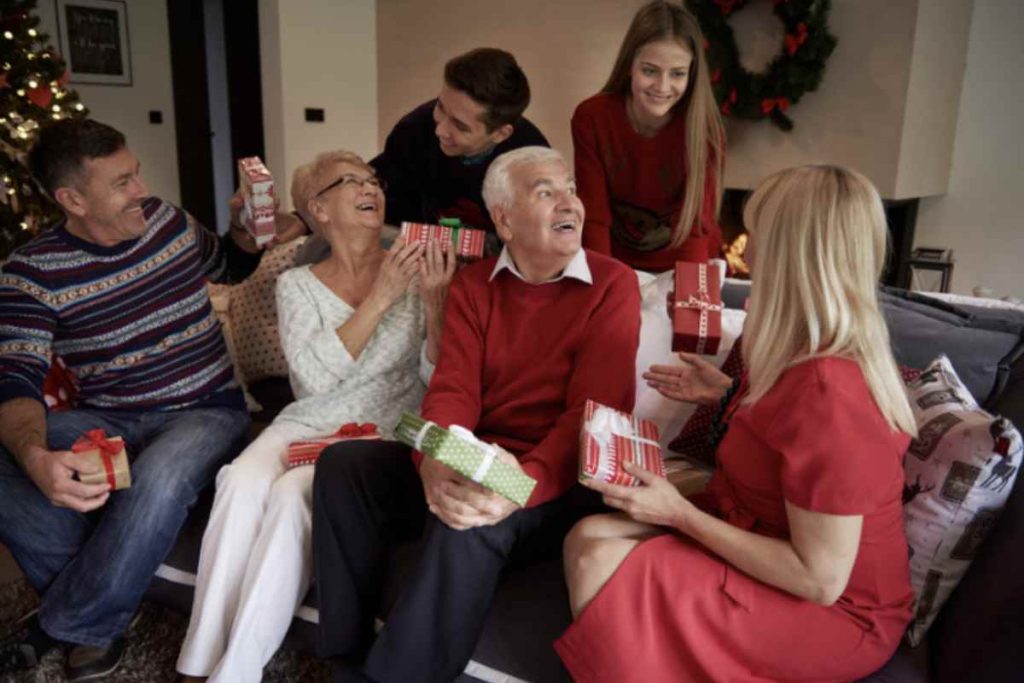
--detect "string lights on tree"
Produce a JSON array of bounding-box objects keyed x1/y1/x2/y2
[{"x1": 1, "y1": 0, "x2": 88, "y2": 258}]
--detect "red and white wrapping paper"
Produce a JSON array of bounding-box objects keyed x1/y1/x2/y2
[
  {"x1": 286, "y1": 423, "x2": 381, "y2": 469},
  {"x1": 399, "y1": 222, "x2": 486, "y2": 260},
  {"x1": 671, "y1": 260, "x2": 723, "y2": 355},
  {"x1": 580, "y1": 400, "x2": 664, "y2": 486},
  {"x1": 238, "y1": 156, "x2": 276, "y2": 246}
]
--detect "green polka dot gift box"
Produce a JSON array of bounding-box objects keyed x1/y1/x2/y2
[{"x1": 394, "y1": 412, "x2": 537, "y2": 507}]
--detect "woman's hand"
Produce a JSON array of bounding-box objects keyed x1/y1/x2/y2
[
  {"x1": 420, "y1": 240, "x2": 457, "y2": 363},
  {"x1": 420, "y1": 240, "x2": 457, "y2": 312},
  {"x1": 642, "y1": 351, "x2": 733, "y2": 406},
  {"x1": 582, "y1": 461, "x2": 697, "y2": 531},
  {"x1": 369, "y1": 240, "x2": 424, "y2": 311}
]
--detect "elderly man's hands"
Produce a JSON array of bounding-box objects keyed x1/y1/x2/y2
[
  {"x1": 21, "y1": 444, "x2": 110, "y2": 513},
  {"x1": 419, "y1": 446, "x2": 521, "y2": 530}
]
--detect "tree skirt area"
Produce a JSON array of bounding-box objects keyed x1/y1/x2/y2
[{"x1": 0, "y1": 578, "x2": 330, "y2": 682}]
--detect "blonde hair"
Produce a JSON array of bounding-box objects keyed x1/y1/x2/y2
[
  {"x1": 290, "y1": 150, "x2": 374, "y2": 228},
  {"x1": 741, "y1": 165, "x2": 917, "y2": 436},
  {"x1": 602, "y1": 0, "x2": 724, "y2": 249}
]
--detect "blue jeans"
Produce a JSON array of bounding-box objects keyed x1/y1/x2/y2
[{"x1": 0, "y1": 405, "x2": 249, "y2": 647}]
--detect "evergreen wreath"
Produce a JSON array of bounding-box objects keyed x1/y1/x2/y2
[{"x1": 686, "y1": 0, "x2": 837, "y2": 131}]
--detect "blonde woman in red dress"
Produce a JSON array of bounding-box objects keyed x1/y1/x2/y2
[{"x1": 556, "y1": 165, "x2": 918, "y2": 681}]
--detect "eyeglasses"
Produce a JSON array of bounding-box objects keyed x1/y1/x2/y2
[{"x1": 315, "y1": 174, "x2": 387, "y2": 198}]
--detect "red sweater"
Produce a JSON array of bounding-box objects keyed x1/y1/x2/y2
[
  {"x1": 418, "y1": 250, "x2": 641, "y2": 507},
  {"x1": 572, "y1": 93, "x2": 722, "y2": 272}
]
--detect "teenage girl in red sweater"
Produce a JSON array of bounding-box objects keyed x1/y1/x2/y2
[{"x1": 573, "y1": 0, "x2": 725, "y2": 272}]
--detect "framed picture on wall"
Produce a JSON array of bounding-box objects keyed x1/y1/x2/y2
[{"x1": 55, "y1": 0, "x2": 132, "y2": 86}]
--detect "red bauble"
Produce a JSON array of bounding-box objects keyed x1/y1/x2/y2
[{"x1": 27, "y1": 85, "x2": 53, "y2": 109}]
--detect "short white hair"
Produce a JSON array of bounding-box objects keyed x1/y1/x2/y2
[{"x1": 482, "y1": 146, "x2": 566, "y2": 211}]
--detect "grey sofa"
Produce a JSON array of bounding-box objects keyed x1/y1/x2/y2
[{"x1": 147, "y1": 283, "x2": 1024, "y2": 682}]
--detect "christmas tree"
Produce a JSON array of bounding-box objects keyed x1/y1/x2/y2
[{"x1": 1, "y1": 0, "x2": 88, "y2": 259}]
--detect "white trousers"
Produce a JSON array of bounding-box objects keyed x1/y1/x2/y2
[{"x1": 176, "y1": 420, "x2": 319, "y2": 682}]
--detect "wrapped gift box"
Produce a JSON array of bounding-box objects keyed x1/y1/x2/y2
[
  {"x1": 393, "y1": 412, "x2": 536, "y2": 506},
  {"x1": 286, "y1": 423, "x2": 381, "y2": 469},
  {"x1": 72, "y1": 429, "x2": 131, "y2": 490},
  {"x1": 400, "y1": 218, "x2": 485, "y2": 261},
  {"x1": 238, "y1": 156, "x2": 276, "y2": 246},
  {"x1": 579, "y1": 400, "x2": 665, "y2": 486},
  {"x1": 671, "y1": 261, "x2": 722, "y2": 355}
]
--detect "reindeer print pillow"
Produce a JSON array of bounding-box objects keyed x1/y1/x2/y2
[{"x1": 902, "y1": 354, "x2": 1022, "y2": 645}]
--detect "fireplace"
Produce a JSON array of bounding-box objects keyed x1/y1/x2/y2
[{"x1": 718, "y1": 189, "x2": 919, "y2": 287}]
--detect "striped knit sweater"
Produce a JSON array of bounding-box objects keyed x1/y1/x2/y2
[{"x1": 0, "y1": 197, "x2": 251, "y2": 411}]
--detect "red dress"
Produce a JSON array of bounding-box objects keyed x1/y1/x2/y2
[{"x1": 555, "y1": 358, "x2": 914, "y2": 682}]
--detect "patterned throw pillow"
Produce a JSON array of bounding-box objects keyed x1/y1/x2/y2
[
  {"x1": 902, "y1": 355, "x2": 1022, "y2": 645},
  {"x1": 228, "y1": 239, "x2": 304, "y2": 383}
]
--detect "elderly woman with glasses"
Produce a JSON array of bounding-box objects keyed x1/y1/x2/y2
[{"x1": 177, "y1": 150, "x2": 455, "y2": 683}]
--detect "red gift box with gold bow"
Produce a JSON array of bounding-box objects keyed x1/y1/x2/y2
[
  {"x1": 286, "y1": 423, "x2": 381, "y2": 469},
  {"x1": 671, "y1": 261, "x2": 723, "y2": 355},
  {"x1": 72, "y1": 429, "x2": 131, "y2": 490}
]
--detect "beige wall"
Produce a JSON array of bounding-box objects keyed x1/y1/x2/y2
[
  {"x1": 915, "y1": 0, "x2": 1024, "y2": 298},
  {"x1": 260, "y1": 0, "x2": 378, "y2": 211},
  {"x1": 376, "y1": 1, "x2": 971, "y2": 200},
  {"x1": 376, "y1": 0, "x2": 647, "y2": 159},
  {"x1": 36, "y1": 0, "x2": 180, "y2": 204}
]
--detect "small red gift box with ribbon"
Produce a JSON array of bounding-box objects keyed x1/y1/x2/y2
[
  {"x1": 72, "y1": 429, "x2": 131, "y2": 490},
  {"x1": 286, "y1": 422, "x2": 381, "y2": 469},
  {"x1": 671, "y1": 261, "x2": 723, "y2": 355},
  {"x1": 400, "y1": 218, "x2": 486, "y2": 261},
  {"x1": 579, "y1": 400, "x2": 664, "y2": 487},
  {"x1": 238, "y1": 156, "x2": 276, "y2": 246}
]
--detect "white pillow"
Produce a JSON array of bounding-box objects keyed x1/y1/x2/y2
[
  {"x1": 632, "y1": 266, "x2": 745, "y2": 454},
  {"x1": 902, "y1": 355, "x2": 1022, "y2": 645}
]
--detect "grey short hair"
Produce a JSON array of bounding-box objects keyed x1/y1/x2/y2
[
  {"x1": 290, "y1": 150, "x2": 373, "y2": 222},
  {"x1": 482, "y1": 146, "x2": 566, "y2": 211}
]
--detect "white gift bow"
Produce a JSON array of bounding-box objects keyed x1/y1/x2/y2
[
  {"x1": 413, "y1": 420, "x2": 437, "y2": 451},
  {"x1": 449, "y1": 425, "x2": 498, "y2": 483},
  {"x1": 588, "y1": 408, "x2": 660, "y2": 452}
]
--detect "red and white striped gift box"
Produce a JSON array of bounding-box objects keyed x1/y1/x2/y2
[
  {"x1": 579, "y1": 400, "x2": 664, "y2": 486},
  {"x1": 286, "y1": 423, "x2": 381, "y2": 469},
  {"x1": 400, "y1": 222, "x2": 486, "y2": 260}
]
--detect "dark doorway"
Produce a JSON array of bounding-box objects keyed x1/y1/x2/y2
[{"x1": 167, "y1": 0, "x2": 263, "y2": 233}]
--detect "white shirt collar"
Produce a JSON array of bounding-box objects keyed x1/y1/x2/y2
[{"x1": 489, "y1": 247, "x2": 593, "y2": 285}]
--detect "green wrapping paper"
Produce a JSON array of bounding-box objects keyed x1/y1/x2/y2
[{"x1": 394, "y1": 412, "x2": 537, "y2": 507}]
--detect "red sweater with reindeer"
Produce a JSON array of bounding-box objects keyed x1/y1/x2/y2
[
  {"x1": 417, "y1": 250, "x2": 640, "y2": 507},
  {"x1": 573, "y1": 93, "x2": 722, "y2": 272}
]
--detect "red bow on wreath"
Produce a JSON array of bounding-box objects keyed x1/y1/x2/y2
[
  {"x1": 721, "y1": 87, "x2": 738, "y2": 115},
  {"x1": 785, "y1": 22, "x2": 809, "y2": 56},
  {"x1": 714, "y1": 0, "x2": 739, "y2": 16},
  {"x1": 760, "y1": 97, "x2": 790, "y2": 115}
]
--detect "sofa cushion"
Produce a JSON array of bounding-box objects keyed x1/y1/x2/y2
[
  {"x1": 880, "y1": 287, "x2": 1024, "y2": 407},
  {"x1": 902, "y1": 355, "x2": 1023, "y2": 645}
]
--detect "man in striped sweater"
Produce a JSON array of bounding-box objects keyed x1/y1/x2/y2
[{"x1": 0, "y1": 119, "x2": 268, "y2": 681}]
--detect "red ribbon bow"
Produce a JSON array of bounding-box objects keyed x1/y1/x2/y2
[
  {"x1": 72, "y1": 429, "x2": 122, "y2": 489},
  {"x1": 784, "y1": 22, "x2": 809, "y2": 56},
  {"x1": 721, "y1": 87, "x2": 739, "y2": 115},
  {"x1": 335, "y1": 422, "x2": 379, "y2": 438},
  {"x1": 760, "y1": 97, "x2": 790, "y2": 115}
]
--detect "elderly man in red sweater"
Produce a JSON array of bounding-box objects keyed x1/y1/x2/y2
[{"x1": 311, "y1": 146, "x2": 641, "y2": 683}]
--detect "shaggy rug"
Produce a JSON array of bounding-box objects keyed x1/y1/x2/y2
[{"x1": 0, "y1": 578, "x2": 330, "y2": 682}]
